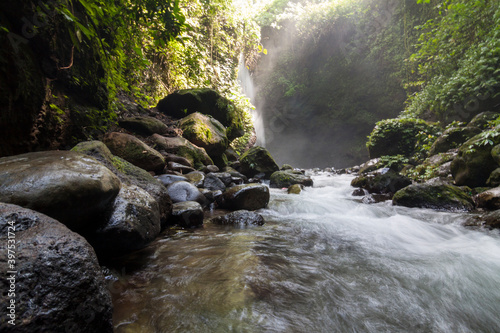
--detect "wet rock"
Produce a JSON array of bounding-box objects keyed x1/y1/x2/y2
[
  {"x1": 156, "y1": 174, "x2": 188, "y2": 187},
  {"x1": 210, "y1": 172, "x2": 233, "y2": 186},
  {"x1": 474, "y1": 187, "x2": 500, "y2": 210},
  {"x1": 167, "y1": 181, "x2": 208, "y2": 206},
  {"x1": 358, "y1": 158, "x2": 381, "y2": 174},
  {"x1": 103, "y1": 132, "x2": 165, "y2": 172},
  {"x1": 201, "y1": 189, "x2": 223, "y2": 203},
  {"x1": 171, "y1": 201, "x2": 204, "y2": 228},
  {"x1": 203, "y1": 164, "x2": 220, "y2": 173},
  {"x1": 163, "y1": 153, "x2": 193, "y2": 168},
  {"x1": 72, "y1": 141, "x2": 172, "y2": 227},
  {"x1": 178, "y1": 112, "x2": 228, "y2": 157},
  {"x1": 239, "y1": 146, "x2": 279, "y2": 178},
  {"x1": 223, "y1": 166, "x2": 248, "y2": 182},
  {"x1": 156, "y1": 88, "x2": 244, "y2": 140},
  {"x1": 184, "y1": 171, "x2": 206, "y2": 187},
  {"x1": 352, "y1": 188, "x2": 367, "y2": 196},
  {"x1": 90, "y1": 185, "x2": 161, "y2": 256},
  {"x1": 429, "y1": 126, "x2": 481, "y2": 156},
  {"x1": 221, "y1": 183, "x2": 270, "y2": 210},
  {"x1": 351, "y1": 168, "x2": 411, "y2": 196},
  {"x1": 0, "y1": 151, "x2": 121, "y2": 233},
  {"x1": 167, "y1": 161, "x2": 195, "y2": 173},
  {"x1": 0, "y1": 203, "x2": 113, "y2": 332},
  {"x1": 270, "y1": 170, "x2": 313, "y2": 188},
  {"x1": 119, "y1": 116, "x2": 169, "y2": 136},
  {"x1": 393, "y1": 183, "x2": 474, "y2": 211},
  {"x1": 203, "y1": 173, "x2": 226, "y2": 191},
  {"x1": 479, "y1": 210, "x2": 500, "y2": 229},
  {"x1": 451, "y1": 130, "x2": 500, "y2": 187},
  {"x1": 231, "y1": 177, "x2": 244, "y2": 185},
  {"x1": 211, "y1": 210, "x2": 264, "y2": 226},
  {"x1": 288, "y1": 184, "x2": 304, "y2": 194},
  {"x1": 151, "y1": 134, "x2": 213, "y2": 168}
]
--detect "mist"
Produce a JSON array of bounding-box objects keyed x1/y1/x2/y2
[{"x1": 246, "y1": 0, "x2": 410, "y2": 169}]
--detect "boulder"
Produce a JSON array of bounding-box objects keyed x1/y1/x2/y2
[
  {"x1": 163, "y1": 153, "x2": 193, "y2": 168},
  {"x1": 203, "y1": 173, "x2": 226, "y2": 191},
  {"x1": 270, "y1": 170, "x2": 313, "y2": 188},
  {"x1": 209, "y1": 172, "x2": 233, "y2": 186},
  {"x1": 223, "y1": 166, "x2": 248, "y2": 182},
  {"x1": 288, "y1": 184, "x2": 304, "y2": 194},
  {"x1": 72, "y1": 141, "x2": 172, "y2": 227},
  {"x1": 184, "y1": 171, "x2": 206, "y2": 187},
  {"x1": 221, "y1": 184, "x2": 270, "y2": 210},
  {"x1": 151, "y1": 134, "x2": 213, "y2": 168},
  {"x1": 428, "y1": 126, "x2": 481, "y2": 156},
  {"x1": 0, "y1": 151, "x2": 121, "y2": 233},
  {"x1": 167, "y1": 181, "x2": 208, "y2": 206},
  {"x1": 474, "y1": 187, "x2": 500, "y2": 210},
  {"x1": 351, "y1": 168, "x2": 412, "y2": 196},
  {"x1": 103, "y1": 132, "x2": 165, "y2": 172},
  {"x1": 487, "y1": 168, "x2": 500, "y2": 187},
  {"x1": 118, "y1": 116, "x2": 169, "y2": 136},
  {"x1": 90, "y1": 184, "x2": 161, "y2": 256},
  {"x1": 170, "y1": 201, "x2": 204, "y2": 228},
  {"x1": 491, "y1": 144, "x2": 500, "y2": 165},
  {"x1": 156, "y1": 174, "x2": 188, "y2": 187},
  {"x1": 467, "y1": 112, "x2": 500, "y2": 129},
  {"x1": 178, "y1": 112, "x2": 228, "y2": 157},
  {"x1": 451, "y1": 130, "x2": 500, "y2": 187},
  {"x1": 224, "y1": 148, "x2": 239, "y2": 162},
  {"x1": 203, "y1": 164, "x2": 220, "y2": 173},
  {"x1": 239, "y1": 146, "x2": 279, "y2": 178},
  {"x1": 211, "y1": 210, "x2": 265, "y2": 226},
  {"x1": 281, "y1": 164, "x2": 294, "y2": 171},
  {"x1": 479, "y1": 210, "x2": 500, "y2": 229},
  {"x1": 156, "y1": 88, "x2": 245, "y2": 140},
  {"x1": 167, "y1": 161, "x2": 195, "y2": 173},
  {"x1": 0, "y1": 203, "x2": 113, "y2": 332},
  {"x1": 393, "y1": 183, "x2": 474, "y2": 211}
]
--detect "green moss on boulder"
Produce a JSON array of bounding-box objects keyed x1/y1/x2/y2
[
  {"x1": 270, "y1": 170, "x2": 313, "y2": 188},
  {"x1": 150, "y1": 134, "x2": 213, "y2": 169},
  {"x1": 239, "y1": 146, "x2": 280, "y2": 178},
  {"x1": 178, "y1": 112, "x2": 228, "y2": 158},
  {"x1": 393, "y1": 183, "x2": 474, "y2": 211}
]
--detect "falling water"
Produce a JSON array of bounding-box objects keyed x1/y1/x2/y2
[
  {"x1": 237, "y1": 54, "x2": 266, "y2": 147},
  {"x1": 110, "y1": 172, "x2": 500, "y2": 333}
]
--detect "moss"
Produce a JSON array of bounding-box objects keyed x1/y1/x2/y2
[
  {"x1": 240, "y1": 146, "x2": 280, "y2": 177},
  {"x1": 393, "y1": 184, "x2": 474, "y2": 211},
  {"x1": 270, "y1": 170, "x2": 313, "y2": 188}
]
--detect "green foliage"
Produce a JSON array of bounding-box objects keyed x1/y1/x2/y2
[
  {"x1": 465, "y1": 129, "x2": 500, "y2": 154},
  {"x1": 378, "y1": 155, "x2": 410, "y2": 171}
]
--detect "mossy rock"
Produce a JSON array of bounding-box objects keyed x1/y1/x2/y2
[
  {"x1": 103, "y1": 132, "x2": 165, "y2": 172},
  {"x1": 393, "y1": 183, "x2": 474, "y2": 211},
  {"x1": 491, "y1": 144, "x2": 500, "y2": 165},
  {"x1": 467, "y1": 112, "x2": 500, "y2": 130},
  {"x1": 367, "y1": 118, "x2": 439, "y2": 159},
  {"x1": 239, "y1": 146, "x2": 279, "y2": 178},
  {"x1": 150, "y1": 134, "x2": 213, "y2": 169},
  {"x1": 270, "y1": 170, "x2": 313, "y2": 188},
  {"x1": 118, "y1": 116, "x2": 169, "y2": 136},
  {"x1": 451, "y1": 129, "x2": 500, "y2": 187},
  {"x1": 487, "y1": 168, "x2": 500, "y2": 187},
  {"x1": 287, "y1": 184, "x2": 304, "y2": 194},
  {"x1": 178, "y1": 112, "x2": 228, "y2": 158},
  {"x1": 351, "y1": 169, "x2": 411, "y2": 195},
  {"x1": 71, "y1": 141, "x2": 172, "y2": 227},
  {"x1": 156, "y1": 88, "x2": 244, "y2": 141},
  {"x1": 428, "y1": 126, "x2": 481, "y2": 156}
]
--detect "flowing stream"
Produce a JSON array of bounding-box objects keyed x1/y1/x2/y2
[{"x1": 110, "y1": 173, "x2": 500, "y2": 333}]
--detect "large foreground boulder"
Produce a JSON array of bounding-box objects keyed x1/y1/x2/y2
[
  {"x1": 103, "y1": 132, "x2": 165, "y2": 172},
  {"x1": 72, "y1": 141, "x2": 172, "y2": 226},
  {"x1": 156, "y1": 88, "x2": 244, "y2": 140},
  {"x1": 90, "y1": 184, "x2": 161, "y2": 256},
  {"x1": 239, "y1": 146, "x2": 279, "y2": 178},
  {"x1": 118, "y1": 116, "x2": 170, "y2": 136},
  {"x1": 0, "y1": 151, "x2": 121, "y2": 232},
  {"x1": 151, "y1": 134, "x2": 213, "y2": 168},
  {"x1": 178, "y1": 112, "x2": 228, "y2": 157},
  {"x1": 451, "y1": 130, "x2": 500, "y2": 187},
  {"x1": 393, "y1": 183, "x2": 474, "y2": 211},
  {"x1": 0, "y1": 203, "x2": 113, "y2": 332},
  {"x1": 270, "y1": 170, "x2": 313, "y2": 188},
  {"x1": 221, "y1": 184, "x2": 270, "y2": 210}
]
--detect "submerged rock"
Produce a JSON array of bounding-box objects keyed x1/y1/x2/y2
[
  {"x1": 221, "y1": 183, "x2": 270, "y2": 210},
  {"x1": 171, "y1": 201, "x2": 204, "y2": 228},
  {"x1": 239, "y1": 146, "x2": 279, "y2": 178},
  {"x1": 270, "y1": 170, "x2": 313, "y2": 188},
  {"x1": 103, "y1": 132, "x2": 165, "y2": 172},
  {"x1": 0, "y1": 203, "x2": 113, "y2": 332},
  {"x1": 479, "y1": 210, "x2": 500, "y2": 229},
  {"x1": 211, "y1": 210, "x2": 265, "y2": 226},
  {"x1": 474, "y1": 187, "x2": 500, "y2": 210},
  {"x1": 288, "y1": 184, "x2": 304, "y2": 194},
  {"x1": 0, "y1": 151, "x2": 121, "y2": 233},
  {"x1": 90, "y1": 184, "x2": 161, "y2": 256},
  {"x1": 393, "y1": 183, "x2": 474, "y2": 211}
]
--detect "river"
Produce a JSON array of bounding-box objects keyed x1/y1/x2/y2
[{"x1": 110, "y1": 172, "x2": 500, "y2": 333}]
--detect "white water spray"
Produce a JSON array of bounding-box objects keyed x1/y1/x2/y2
[{"x1": 237, "y1": 54, "x2": 266, "y2": 147}]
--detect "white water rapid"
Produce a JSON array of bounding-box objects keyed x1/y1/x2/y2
[{"x1": 111, "y1": 172, "x2": 500, "y2": 333}]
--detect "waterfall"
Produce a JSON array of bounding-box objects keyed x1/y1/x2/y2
[{"x1": 237, "y1": 54, "x2": 266, "y2": 147}]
